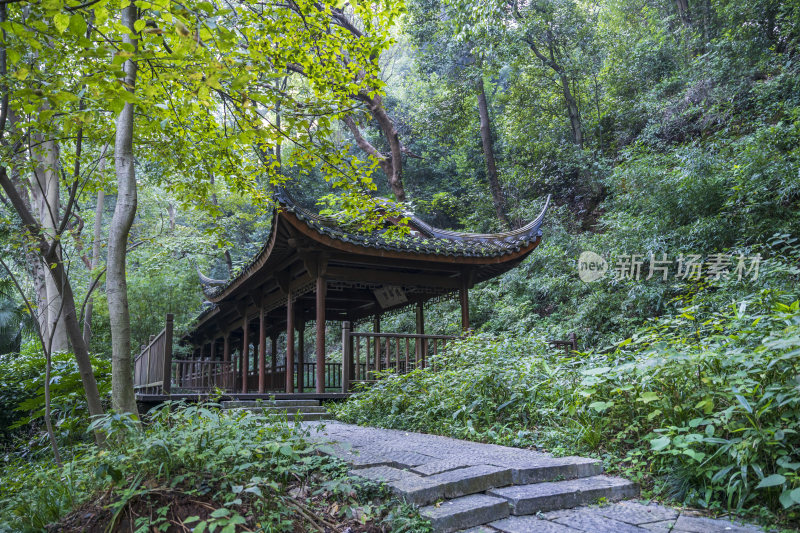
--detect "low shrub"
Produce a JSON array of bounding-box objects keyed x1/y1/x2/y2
[
  {"x1": 332, "y1": 290, "x2": 800, "y2": 527},
  {"x1": 0, "y1": 403, "x2": 430, "y2": 532},
  {"x1": 0, "y1": 344, "x2": 111, "y2": 450}
]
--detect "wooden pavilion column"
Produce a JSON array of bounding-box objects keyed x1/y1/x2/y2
[
  {"x1": 373, "y1": 314, "x2": 380, "y2": 372},
  {"x1": 415, "y1": 301, "x2": 425, "y2": 368},
  {"x1": 258, "y1": 307, "x2": 266, "y2": 393},
  {"x1": 297, "y1": 319, "x2": 305, "y2": 393},
  {"x1": 460, "y1": 275, "x2": 470, "y2": 333},
  {"x1": 285, "y1": 293, "x2": 295, "y2": 393},
  {"x1": 241, "y1": 319, "x2": 249, "y2": 393},
  {"x1": 341, "y1": 321, "x2": 351, "y2": 393},
  {"x1": 315, "y1": 276, "x2": 326, "y2": 393},
  {"x1": 223, "y1": 333, "x2": 231, "y2": 391},
  {"x1": 270, "y1": 334, "x2": 277, "y2": 389}
]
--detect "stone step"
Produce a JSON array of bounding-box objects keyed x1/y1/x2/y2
[
  {"x1": 420, "y1": 494, "x2": 509, "y2": 533},
  {"x1": 492, "y1": 456, "x2": 603, "y2": 485},
  {"x1": 224, "y1": 407, "x2": 331, "y2": 422},
  {"x1": 488, "y1": 475, "x2": 638, "y2": 515},
  {"x1": 353, "y1": 464, "x2": 512, "y2": 506},
  {"x1": 221, "y1": 399, "x2": 320, "y2": 408},
  {"x1": 228, "y1": 405, "x2": 327, "y2": 415},
  {"x1": 290, "y1": 412, "x2": 332, "y2": 422}
]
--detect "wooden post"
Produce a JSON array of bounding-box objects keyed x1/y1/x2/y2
[
  {"x1": 298, "y1": 319, "x2": 305, "y2": 392},
  {"x1": 373, "y1": 315, "x2": 380, "y2": 371},
  {"x1": 415, "y1": 302, "x2": 424, "y2": 369},
  {"x1": 162, "y1": 314, "x2": 173, "y2": 395},
  {"x1": 258, "y1": 307, "x2": 266, "y2": 393},
  {"x1": 241, "y1": 319, "x2": 249, "y2": 393},
  {"x1": 342, "y1": 321, "x2": 351, "y2": 393},
  {"x1": 223, "y1": 333, "x2": 230, "y2": 390},
  {"x1": 460, "y1": 275, "x2": 470, "y2": 333},
  {"x1": 315, "y1": 276, "x2": 326, "y2": 393},
  {"x1": 286, "y1": 292, "x2": 295, "y2": 393},
  {"x1": 270, "y1": 334, "x2": 277, "y2": 389}
]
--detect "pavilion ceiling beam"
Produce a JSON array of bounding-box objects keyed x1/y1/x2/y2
[
  {"x1": 327, "y1": 253, "x2": 463, "y2": 273},
  {"x1": 324, "y1": 267, "x2": 461, "y2": 289}
]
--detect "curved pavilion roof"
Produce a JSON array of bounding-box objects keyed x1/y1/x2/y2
[{"x1": 186, "y1": 192, "x2": 549, "y2": 343}]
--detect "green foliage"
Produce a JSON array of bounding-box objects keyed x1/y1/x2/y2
[
  {"x1": 333, "y1": 289, "x2": 800, "y2": 524},
  {"x1": 0, "y1": 404, "x2": 430, "y2": 532},
  {"x1": 0, "y1": 343, "x2": 110, "y2": 448}
]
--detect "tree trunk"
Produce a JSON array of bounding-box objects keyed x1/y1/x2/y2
[
  {"x1": 475, "y1": 77, "x2": 511, "y2": 230},
  {"x1": 527, "y1": 39, "x2": 584, "y2": 149},
  {"x1": 348, "y1": 92, "x2": 407, "y2": 202},
  {"x1": 7, "y1": 127, "x2": 49, "y2": 339},
  {"x1": 107, "y1": 1, "x2": 139, "y2": 416},
  {"x1": 559, "y1": 73, "x2": 583, "y2": 149},
  {"x1": 675, "y1": 0, "x2": 691, "y2": 28},
  {"x1": 83, "y1": 151, "x2": 105, "y2": 347},
  {"x1": 30, "y1": 133, "x2": 69, "y2": 352}
]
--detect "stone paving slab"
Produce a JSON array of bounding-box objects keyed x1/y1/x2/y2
[
  {"x1": 671, "y1": 513, "x2": 765, "y2": 532},
  {"x1": 549, "y1": 509, "x2": 651, "y2": 532},
  {"x1": 429, "y1": 465, "x2": 512, "y2": 499},
  {"x1": 420, "y1": 494, "x2": 509, "y2": 533},
  {"x1": 412, "y1": 459, "x2": 480, "y2": 476},
  {"x1": 488, "y1": 475, "x2": 638, "y2": 515},
  {"x1": 593, "y1": 500, "x2": 679, "y2": 525},
  {"x1": 479, "y1": 502, "x2": 768, "y2": 533},
  {"x1": 489, "y1": 515, "x2": 581, "y2": 532}
]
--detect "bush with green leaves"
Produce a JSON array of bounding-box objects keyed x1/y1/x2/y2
[
  {"x1": 332, "y1": 288, "x2": 800, "y2": 525},
  {"x1": 0, "y1": 343, "x2": 111, "y2": 449},
  {"x1": 0, "y1": 403, "x2": 431, "y2": 532}
]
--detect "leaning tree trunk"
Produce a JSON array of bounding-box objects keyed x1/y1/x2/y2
[
  {"x1": 475, "y1": 77, "x2": 511, "y2": 230},
  {"x1": 559, "y1": 73, "x2": 583, "y2": 149},
  {"x1": 0, "y1": 167, "x2": 106, "y2": 444},
  {"x1": 107, "y1": 2, "x2": 139, "y2": 416},
  {"x1": 7, "y1": 121, "x2": 50, "y2": 339},
  {"x1": 527, "y1": 38, "x2": 584, "y2": 150}
]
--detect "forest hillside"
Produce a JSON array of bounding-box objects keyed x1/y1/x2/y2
[{"x1": 0, "y1": 0, "x2": 798, "y2": 530}]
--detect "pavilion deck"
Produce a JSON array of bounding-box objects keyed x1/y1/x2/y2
[{"x1": 134, "y1": 314, "x2": 458, "y2": 400}]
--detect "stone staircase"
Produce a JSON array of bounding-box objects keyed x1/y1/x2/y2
[
  {"x1": 354, "y1": 457, "x2": 637, "y2": 532},
  {"x1": 311, "y1": 422, "x2": 638, "y2": 533},
  {"x1": 221, "y1": 399, "x2": 331, "y2": 421}
]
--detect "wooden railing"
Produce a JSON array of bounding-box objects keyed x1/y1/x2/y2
[
  {"x1": 133, "y1": 314, "x2": 174, "y2": 394},
  {"x1": 299, "y1": 362, "x2": 342, "y2": 391},
  {"x1": 172, "y1": 360, "x2": 235, "y2": 391},
  {"x1": 341, "y1": 321, "x2": 459, "y2": 392}
]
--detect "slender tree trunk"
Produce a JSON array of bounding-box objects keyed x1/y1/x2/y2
[
  {"x1": 475, "y1": 77, "x2": 511, "y2": 230},
  {"x1": 675, "y1": 0, "x2": 690, "y2": 27},
  {"x1": 107, "y1": 1, "x2": 139, "y2": 416},
  {"x1": 7, "y1": 125, "x2": 49, "y2": 339},
  {"x1": 527, "y1": 39, "x2": 584, "y2": 149},
  {"x1": 83, "y1": 147, "x2": 106, "y2": 346},
  {"x1": 559, "y1": 73, "x2": 583, "y2": 149},
  {"x1": 30, "y1": 133, "x2": 69, "y2": 351},
  {"x1": 166, "y1": 202, "x2": 175, "y2": 231},
  {"x1": 30, "y1": 255, "x2": 50, "y2": 338}
]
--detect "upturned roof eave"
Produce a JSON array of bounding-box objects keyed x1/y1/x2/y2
[{"x1": 202, "y1": 194, "x2": 550, "y2": 305}]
